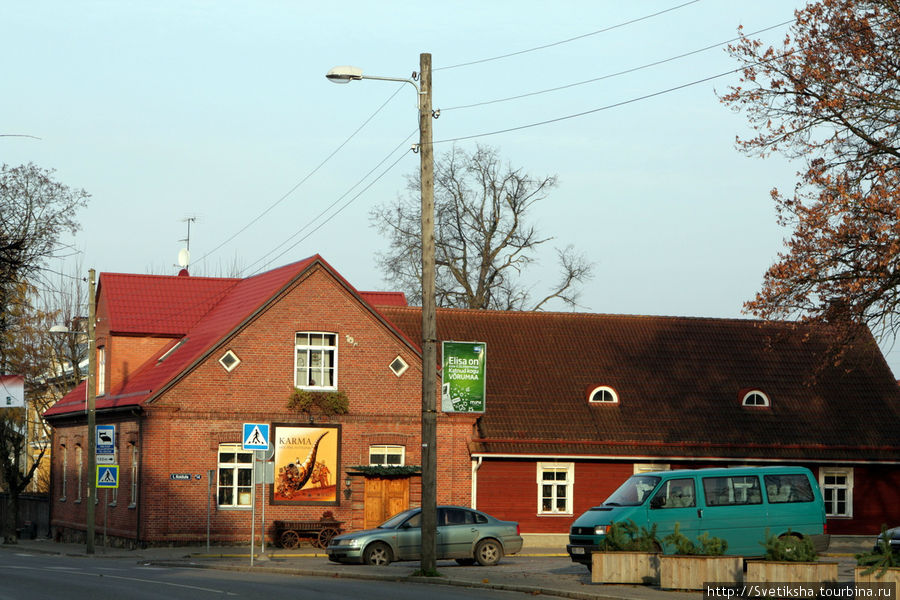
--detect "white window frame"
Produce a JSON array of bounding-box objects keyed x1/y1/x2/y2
[
  {"x1": 97, "y1": 346, "x2": 106, "y2": 396},
  {"x1": 129, "y1": 443, "x2": 139, "y2": 508},
  {"x1": 217, "y1": 443, "x2": 253, "y2": 509},
  {"x1": 75, "y1": 445, "x2": 83, "y2": 502},
  {"x1": 742, "y1": 390, "x2": 770, "y2": 407},
  {"x1": 819, "y1": 468, "x2": 853, "y2": 518},
  {"x1": 294, "y1": 332, "x2": 338, "y2": 389},
  {"x1": 59, "y1": 444, "x2": 68, "y2": 501},
  {"x1": 369, "y1": 445, "x2": 405, "y2": 466},
  {"x1": 588, "y1": 385, "x2": 618, "y2": 404},
  {"x1": 537, "y1": 462, "x2": 574, "y2": 516}
]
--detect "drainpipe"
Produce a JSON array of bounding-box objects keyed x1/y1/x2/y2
[{"x1": 471, "y1": 457, "x2": 482, "y2": 509}]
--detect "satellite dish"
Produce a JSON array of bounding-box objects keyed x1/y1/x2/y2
[{"x1": 177, "y1": 248, "x2": 190, "y2": 268}]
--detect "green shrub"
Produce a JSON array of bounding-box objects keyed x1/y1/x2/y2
[
  {"x1": 761, "y1": 529, "x2": 817, "y2": 562},
  {"x1": 598, "y1": 520, "x2": 661, "y2": 552},
  {"x1": 287, "y1": 388, "x2": 349, "y2": 416},
  {"x1": 663, "y1": 523, "x2": 728, "y2": 556}
]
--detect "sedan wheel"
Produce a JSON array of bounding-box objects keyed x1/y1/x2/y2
[
  {"x1": 363, "y1": 541, "x2": 392, "y2": 566},
  {"x1": 474, "y1": 538, "x2": 503, "y2": 566}
]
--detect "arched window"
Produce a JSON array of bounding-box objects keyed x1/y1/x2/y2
[
  {"x1": 742, "y1": 390, "x2": 770, "y2": 407},
  {"x1": 588, "y1": 385, "x2": 619, "y2": 404}
]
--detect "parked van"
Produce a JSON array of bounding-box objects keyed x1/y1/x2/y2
[{"x1": 567, "y1": 466, "x2": 829, "y2": 567}]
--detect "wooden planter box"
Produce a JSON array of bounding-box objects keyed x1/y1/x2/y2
[
  {"x1": 659, "y1": 555, "x2": 743, "y2": 590},
  {"x1": 591, "y1": 551, "x2": 660, "y2": 585},
  {"x1": 854, "y1": 566, "x2": 900, "y2": 586},
  {"x1": 746, "y1": 560, "x2": 838, "y2": 583}
]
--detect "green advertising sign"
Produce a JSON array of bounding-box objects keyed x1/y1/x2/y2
[{"x1": 441, "y1": 341, "x2": 486, "y2": 413}]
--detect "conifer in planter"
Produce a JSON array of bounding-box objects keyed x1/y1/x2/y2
[
  {"x1": 591, "y1": 520, "x2": 662, "y2": 585},
  {"x1": 659, "y1": 524, "x2": 742, "y2": 590},
  {"x1": 855, "y1": 526, "x2": 900, "y2": 585},
  {"x1": 746, "y1": 529, "x2": 837, "y2": 584}
]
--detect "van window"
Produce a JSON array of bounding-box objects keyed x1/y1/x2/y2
[
  {"x1": 605, "y1": 475, "x2": 661, "y2": 506},
  {"x1": 764, "y1": 474, "x2": 815, "y2": 503},
  {"x1": 702, "y1": 475, "x2": 763, "y2": 506},
  {"x1": 650, "y1": 478, "x2": 696, "y2": 509}
]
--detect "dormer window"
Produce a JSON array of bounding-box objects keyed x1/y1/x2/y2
[
  {"x1": 588, "y1": 385, "x2": 619, "y2": 404},
  {"x1": 742, "y1": 390, "x2": 770, "y2": 407}
]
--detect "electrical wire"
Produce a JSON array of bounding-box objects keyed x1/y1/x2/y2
[
  {"x1": 441, "y1": 21, "x2": 794, "y2": 112},
  {"x1": 193, "y1": 83, "x2": 409, "y2": 267},
  {"x1": 435, "y1": 0, "x2": 702, "y2": 71},
  {"x1": 245, "y1": 131, "x2": 418, "y2": 276}
]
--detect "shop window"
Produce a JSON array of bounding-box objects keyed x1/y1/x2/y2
[
  {"x1": 217, "y1": 443, "x2": 253, "y2": 508},
  {"x1": 537, "y1": 462, "x2": 573, "y2": 515},
  {"x1": 295, "y1": 332, "x2": 337, "y2": 388}
]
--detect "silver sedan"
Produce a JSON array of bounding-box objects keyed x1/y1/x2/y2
[{"x1": 326, "y1": 505, "x2": 523, "y2": 566}]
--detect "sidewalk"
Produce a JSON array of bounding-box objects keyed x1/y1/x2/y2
[{"x1": 2, "y1": 535, "x2": 872, "y2": 600}]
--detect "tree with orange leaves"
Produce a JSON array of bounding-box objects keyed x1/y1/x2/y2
[{"x1": 721, "y1": 0, "x2": 900, "y2": 344}]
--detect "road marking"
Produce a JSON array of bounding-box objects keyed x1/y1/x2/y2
[{"x1": 5, "y1": 565, "x2": 236, "y2": 595}]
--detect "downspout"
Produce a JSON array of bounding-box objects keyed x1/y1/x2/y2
[
  {"x1": 134, "y1": 411, "x2": 143, "y2": 547},
  {"x1": 471, "y1": 456, "x2": 482, "y2": 510}
]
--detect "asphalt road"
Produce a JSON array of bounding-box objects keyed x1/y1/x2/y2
[{"x1": 0, "y1": 550, "x2": 538, "y2": 600}]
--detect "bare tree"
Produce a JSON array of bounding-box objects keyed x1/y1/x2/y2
[
  {"x1": 371, "y1": 145, "x2": 593, "y2": 310},
  {"x1": 0, "y1": 163, "x2": 88, "y2": 542}
]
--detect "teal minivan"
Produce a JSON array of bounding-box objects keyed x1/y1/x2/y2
[{"x1": 567, "y1": 466, "x2": 829, "y2": 567}]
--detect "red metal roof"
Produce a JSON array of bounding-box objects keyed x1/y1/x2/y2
[
  {"x1": 45, "y1": 257, "x2": 322, "y2": 417},
  {"x1": 100, "y1": 272, "x2": 240, "y2": 336}
]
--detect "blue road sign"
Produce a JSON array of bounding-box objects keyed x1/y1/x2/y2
[
  {"x1": 97, "y1": 465, "x2": 119, "y2": 489},
  {"x1": 242, "y1": 423, "x2": 269, "y2": 451},
  {"x1": 96, "y1": 425, "x2": 115, "y2": 454}
]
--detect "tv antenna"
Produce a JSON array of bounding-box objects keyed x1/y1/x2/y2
[{"x1": 176, "y1": 216, "x2": 200, "y2": 272}]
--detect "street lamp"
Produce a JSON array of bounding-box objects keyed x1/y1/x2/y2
[
  {"x1": 326, "y1": 54, "x2": 438, "y2": 573},
  {"x1": 50, "y1": 268, "x2": 97, "y2": 554}
]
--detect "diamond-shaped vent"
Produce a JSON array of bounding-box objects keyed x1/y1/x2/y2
[
  {"x1": 389, "y1": 356, "x2": 408, "y2": 377},
  {"x1": 219, "y1": 350, "x2": 241, "y2": 372}
]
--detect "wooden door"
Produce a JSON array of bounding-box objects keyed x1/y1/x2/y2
[{"x1": 364, "y1": 477, "x2": 410, "y2": 529}]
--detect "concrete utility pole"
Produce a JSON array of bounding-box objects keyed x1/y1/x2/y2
[
  {"x1": 86, "y1": 268, "x2": 96, "y2": 554},
  {"x1": 417, "y1": 52, "x2": 438, "y2": 575}
]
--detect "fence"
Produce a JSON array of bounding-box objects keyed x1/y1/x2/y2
[{"x1": 0, "y1": 493, "x2": 50, "y2": 539}]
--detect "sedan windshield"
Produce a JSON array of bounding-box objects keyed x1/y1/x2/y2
[
  {"x1": 604, "y1": 475, "x2": 661, "y2": 506},
  {"x1": 379, "y1": 509, "x2": 420, "y2": 529}
]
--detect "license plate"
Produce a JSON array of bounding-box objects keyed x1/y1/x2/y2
[{"x1": 571, "y1": 547, "x2": 585, "y2": 555}]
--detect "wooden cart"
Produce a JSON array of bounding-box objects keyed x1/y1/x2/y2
[{"x1": 274, "y1": 519, "x2": 343, "y2": 549}]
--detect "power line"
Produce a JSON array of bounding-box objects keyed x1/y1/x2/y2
[
  {"x1": 441, "y1": 20, "x2": 793, "y2": 112},
  {"x1": 244, "y1": 131, "x2": 417, "y2": 276},
  {"x1": 435, "y1": 0, "x2": 702, "y2": 71},
  {"x1": 194, "y1": 83, "x2": 408, "y2": 267},
  {"x1": 435, "y1": 68, "x2": 743, "y2": 145}
]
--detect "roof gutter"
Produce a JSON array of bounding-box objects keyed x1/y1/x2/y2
[{"x1": 473, "y1": 437, "x2": 900, "y2": 453}]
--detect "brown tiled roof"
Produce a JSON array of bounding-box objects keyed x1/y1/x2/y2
[{"x1": 379, "y1": 307, "x2": 900, "y2": 462}]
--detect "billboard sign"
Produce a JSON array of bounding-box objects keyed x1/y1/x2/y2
[
  {"x1": 441, "y1": 341, "x2": 486, "y2": 413},
  {"x1": 272, "y1": 424, "x2": 340, "y2": 505}
]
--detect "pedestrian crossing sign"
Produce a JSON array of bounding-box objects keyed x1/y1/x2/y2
[
  {"x1": 242, "y1": 423, "x2": 270, "y2": 451},
  {"x1": 97, "y1": 465, "x2": 119, "y2": 488}
]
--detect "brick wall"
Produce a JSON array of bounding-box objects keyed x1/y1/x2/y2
[{"x1": 53, "y1": 265, "x2": 476, "y2": 544}]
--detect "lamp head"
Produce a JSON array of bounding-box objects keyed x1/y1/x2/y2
[{"x1": 326, "y1": 65, "x2": 363, "y2": 83}]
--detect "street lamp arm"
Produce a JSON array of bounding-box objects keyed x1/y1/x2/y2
[{"x1": 326, "y1": 66, "x2": 420, "y2": 93}]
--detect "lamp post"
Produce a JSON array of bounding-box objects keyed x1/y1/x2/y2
[
  {"x1": 51, "y1": 268, "x2": 96, "y2": 554},
  {"x1": 326, "y1": 53, "x2": 437, "y2": 573}
]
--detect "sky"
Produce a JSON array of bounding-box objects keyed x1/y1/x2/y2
[{"x1": 6, "y1": 1, "x2": 896, "y2": 375}]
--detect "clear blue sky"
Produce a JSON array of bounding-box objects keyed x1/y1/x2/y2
[{"x1": 7, "y1": 1, "x2": 896, "y2": 374}]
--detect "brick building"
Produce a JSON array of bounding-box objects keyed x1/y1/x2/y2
[{"x1": 44, "y1": 256, "x2": 900, "y2": 546}]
